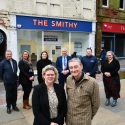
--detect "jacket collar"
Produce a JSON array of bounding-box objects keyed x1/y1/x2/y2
[{"x1": 72, "y1": 74, "x2": 89, "y2": 86}]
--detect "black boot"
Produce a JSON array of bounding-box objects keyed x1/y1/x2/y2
[
  {"x1": 7, "y1": 108, "x2": 11, "y2": 114},
  {"x1": 13, "y1": 106, "x2": 20, "y2": 111},
  {"x1": 111, "y1": 100, "x2": 117, "y2": 107},
  {"x1": 105, "y1": 98, "x2": 110, "y2": 106}
]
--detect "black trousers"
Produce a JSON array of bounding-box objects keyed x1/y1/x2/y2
[
  {"x1": 4, "y1": 83, "x2": 17, "y2": 108},
  {"x1": 21, "y1": 82, "x2": 32, "y2": 100},
  {"x1": 103, "y1": 76, "x2": 120, "y2": 100},
  {"x1": 58, "y1": 73, "x2": 69, "y2": 87}
]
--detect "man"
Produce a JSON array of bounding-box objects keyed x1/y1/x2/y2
[
  {"x1": 99, "y1": 47, "x2": 106, "y2": 64},
  {"x1": 0, "y1": 50, "x2": 19, "y2": 114},
  {"x1": 66, "y1": 58, "x2": 100, "y2": 125},
  {"x1": 81, "y1": 48, "x2": 98, "y2": 78},
  {"x1": 56, "y1": 48, "x2": 71, "y2": 87}
]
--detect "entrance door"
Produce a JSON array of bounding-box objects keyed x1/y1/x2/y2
[
  {"x1": 0, "y1": 30, "x2": 6, "y2": 61},
  {"x1": 102, "y1": 33, "x2": 115, "y2": 52},
  {"x1": 44, "y1": 43, "x2": 62, "y2": 62}
]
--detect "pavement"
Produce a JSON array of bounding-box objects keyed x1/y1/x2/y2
[{"x1": 0, "y1": 75, "x2": 125, "y2": 125}]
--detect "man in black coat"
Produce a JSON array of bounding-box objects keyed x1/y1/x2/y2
[
  {"x1": 0, "y1": 50, "x2": 19, "y2": 114},
  {"x1": 81, "y1": 48, "x2": 98, "y2": 78}
]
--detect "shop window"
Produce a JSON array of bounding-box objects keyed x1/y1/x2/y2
[
  {"x1": 102, "y1": 0, "x2": 109, "y2": 7},
  {"x1": 119, "y1": 0, "x2": 125, "y2": 10},
  {"x1": 71, "y1": 32, "x2": 89, "y2": 56}
]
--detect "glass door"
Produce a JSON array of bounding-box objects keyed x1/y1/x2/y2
[{"x1": 44, "y1": 43, "x2": 62, "y2": 62}]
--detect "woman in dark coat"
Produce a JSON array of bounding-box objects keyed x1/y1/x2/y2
[
  {"x1": 36, "y1": 51, "x2": 52, "y2": 84},
  {"x1": 32, "y1": 65, "x2": 67, "y2": 125},
  {"x1": 18, "y1": 50, "x2": 34, "y2": 109},
  {"x1": 101, "y1": 51, "x2": 120, "y2": 107}
]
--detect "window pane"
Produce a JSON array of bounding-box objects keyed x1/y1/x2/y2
[
  {"x1": 71, "y1": 32, "x2": 89, "y2": 56},
  {"x1": 103, "y1": 0, "x2": 107, "y2": 6},
  {"x1": 120, "y1": 0, "x2": 123, "y2": 8},
  {"x1": 17, "y1": 30, "x2": 42, "y2": 69}
]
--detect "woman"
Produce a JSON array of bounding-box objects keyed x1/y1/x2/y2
[
  {"x1": 19, "y1": 50, "x2": 34, "y2": 109},
  {"x1": 101, "y1": 51, "x2": 120, "y2": 107},
  {"x1": 36, "y1": 51, "x2": 52, "y2": 84},
  {"x1": 32, "y1": 65, "x2": 67, "y2": 125}
]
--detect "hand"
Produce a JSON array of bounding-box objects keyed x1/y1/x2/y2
[
  {"x1": 50, "y1": 122, "x2": 58, "y2": 125},
  {"x1": 62, "y1": 70, "x2": 69, "y2": 75},
  {"x1": 104, "y1": 72, "x2": 111, "y2": 77},
  {"x1": 29, "y1": 76, "x2": 34, "y2": 81},
  {"x1": 86, "y1": 72, "x2": 90, "y2": 76}
]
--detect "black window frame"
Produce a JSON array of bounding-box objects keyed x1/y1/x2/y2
[
  {"x1": 119, "y1": 0, "x2": 125, "y2": 10},
  {"x1": 102, "y1": 0, "x2": 109, "y2": 7}
]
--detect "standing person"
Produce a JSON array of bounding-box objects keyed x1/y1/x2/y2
[
  {"x1": 71, "y1": 52, "x2": 77, "y2": 58},
  {"x1": 101, "y1": 51, "x2": 120, "y2": 107},
  {"x1": 81, "y1": 48, "x2": 98, "y2": 78},
  {"x1": 56, "y1": 48, "x2": 71, "y2": 87},
  {"x1": 99, "y1": 47, "x2": 106, "y2": 64},
  {"x1": 32, "y1": 65, "x2": 67, "y2": 125},
  {"x1": 66, "y1": 58, "x2": 100, "y2": 125},
  {"x1": 0, "y1": 50, "x2": 19, "y2": 114},
  {"x1": 18, "y1": 50, "x2": 34, "y2": 109},
  {"x1": 36, "y1": 51, "x2": 52, "y2": 84}
]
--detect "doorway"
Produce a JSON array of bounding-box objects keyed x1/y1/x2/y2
[
  {"x1": 44, "y1": 43, "x2": 62, "y2": 62},
  {"x1": 0, "y1": 29, "x2": 6, "y2": 61}
]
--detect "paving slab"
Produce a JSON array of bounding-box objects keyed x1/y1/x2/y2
[{"x1": 0, "y1": 76, "x2": 125, "y2": 125}]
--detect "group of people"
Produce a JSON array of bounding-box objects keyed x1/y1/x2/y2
[
  {"x1": 0, "y1": 47, "x2": 121, "y2": 125},
  {"x1": 32, "y1": 57, "x2": 100, "y2": 125},
  {"x1": 0, "y1": 50, "x2": 34, "y2": 113}
]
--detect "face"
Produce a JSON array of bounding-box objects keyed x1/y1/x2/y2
[
  {"x1": 69, "y1": 61, "x2": 83, "y2": 79},
  {"x1": 23, "y1": 52, "x2": 29, "y2": 60},
  {"x1": 42, "y1": 52, "x2": 47, "y2": 59},
  {"x1": 86, "y1": 49, "x2": 92, "y2": 56},
  {"x1": 61, "y1": 49, "x2": 67, "y2": 56},
  {"x1": 5, "y1": 51, "x2": 12, "y2": 60},
  {"x1": 107, "y1": 52, "x2": 113, "y2": 61},
  {"x1": 43, "y1": 70, "x2": 55, "y2": 85}
]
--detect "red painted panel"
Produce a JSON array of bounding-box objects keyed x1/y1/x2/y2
[{"x1": 102, "y1": 22, "x2": 125, "y2": 33}]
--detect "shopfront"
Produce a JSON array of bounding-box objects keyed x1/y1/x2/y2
[
  {"x1": 102, "y1": 22, "x2": 125, "y2": 58},
  {"x1": 16, "y1": 15, "x2": 95, "y2": 66}
]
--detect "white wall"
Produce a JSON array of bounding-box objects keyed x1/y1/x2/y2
[
  {"x1": 1, "y1": 0, "x2": 96, "y2": 21},
  {"x1": 7, "y1": 15, "x2": 18, "y2": 62},
  {"x1": 0, "y1": 0, "x2": 7, "y2": 11}
]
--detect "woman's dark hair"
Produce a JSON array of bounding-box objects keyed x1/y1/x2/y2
[
  {"x1": 86, "y1": 47, "x2": 92, "y2": 52},
  {"x1": 40, "y1": 51, "x2": 49, "y2": 59}
]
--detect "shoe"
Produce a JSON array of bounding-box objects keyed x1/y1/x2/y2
[
  {"x1": 111, "y1": 100, "x2": 117, "y2": 107},
  {"x1": 23, "y1": 100, "x2": 31, "y2": 109},
  {"x1": 13, "y1": 106, "x2": 20, "y2": 111},
  {"x1": 105, "y1": 99, "x2": 110, "y2": 106},
  {"x1": 7, "y1": 108, "x2": 11, "y2": 114},
  {"x1": 27, "y1": 99, "x2": 32, "y2": 108}
]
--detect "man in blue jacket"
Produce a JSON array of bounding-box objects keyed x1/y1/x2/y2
[
  {"x1": 81, "y1": 48, "x2": 98, "y2": 78},
  {"x1": 0, "y1": 50, "x2": 19, "y2": 114},
  {"x1": 56, "y1": 48, "x2": 71, "y2": 87}
]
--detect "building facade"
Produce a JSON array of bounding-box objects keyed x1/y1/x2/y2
[
  {"x1": 96, "y1": 0, "x2": 125, "y2": 58},
  {"x1": 0, "y1": 0, "x2": 96, "y2": 65}
]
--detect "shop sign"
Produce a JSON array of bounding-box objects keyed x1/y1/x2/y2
[
  {"x1": 16, "y1": 15, "x2": 92, "y2": 32},
  {"x1": 44, "y1": 35, "x2": 58, "y2": 41},
  {"x1": 102, "y1": 22, "x2": 125, "y2": 33}
]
